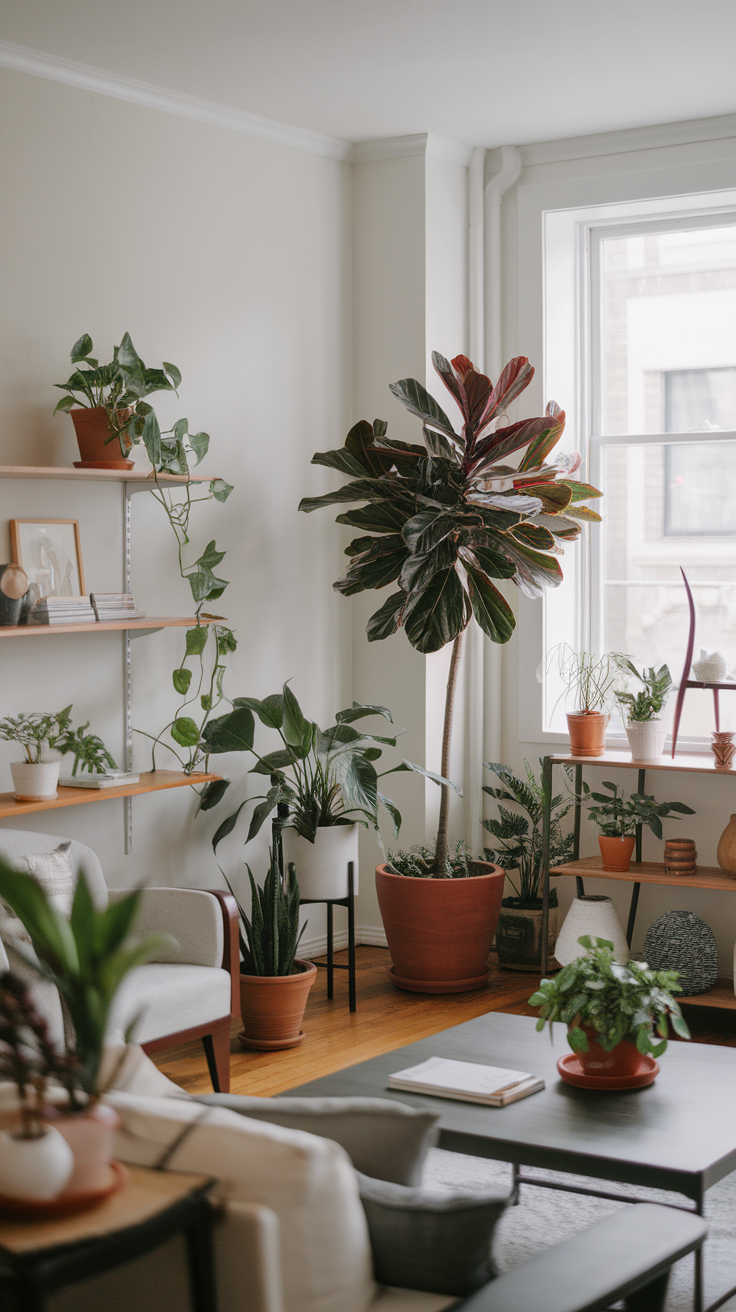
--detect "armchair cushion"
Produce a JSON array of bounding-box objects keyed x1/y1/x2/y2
[
  {"x1": 356, "y1": 1171, "x2": 508, "y2": 1297},
  {"x1": 106, "y1": 963, "x2": 231, "y2": 1045},
  {"x1": 110, "y1": 887, "x2": 224, "y2": 967},
  {"x1": 197, "y1": 1093, "x2": 440, "y2": 1186}
]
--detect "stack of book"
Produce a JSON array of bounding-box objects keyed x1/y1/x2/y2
[
  {"x1": 90, "y1": 593, "x2": 146, "y2": 622},
  {"x1": 58, "y1": 770, "x2": 141, "y2": 789},
  {"x1": 28, "y1": 596, "x2": 96, "y2": 625},
  {"x1": 388, "y1": 1056, "x2": 544, "y2": 1107}
]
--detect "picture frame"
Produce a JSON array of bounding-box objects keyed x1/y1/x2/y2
[{"x1": 10, "y1": 519, "x2": 86, "y2": 599}]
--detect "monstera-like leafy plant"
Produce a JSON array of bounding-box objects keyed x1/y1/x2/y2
[{"x1": 299, "y1": 352, "x2": 602, "y2": 872}]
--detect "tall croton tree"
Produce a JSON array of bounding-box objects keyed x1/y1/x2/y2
[{"x1": 299, "y1": 352, "x2": 602, "y2": 874}]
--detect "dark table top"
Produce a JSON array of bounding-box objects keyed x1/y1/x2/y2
[{"x1": 285, "y1": 1012, "x2": 736, "y2": 1200}]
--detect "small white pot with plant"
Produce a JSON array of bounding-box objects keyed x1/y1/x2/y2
[
  {"x1": 549, "y1": 646, "x2": 615, "y2": 757},
  {"x1": 0, "y1": 706, "x2": 117, "y2": 801},
  {"x1": 612, "y1": 655, "x2": 673, "y2": 761}
]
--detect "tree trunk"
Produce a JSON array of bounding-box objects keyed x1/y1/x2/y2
[{"x1": 434, "y1": 630, "x2": 464, "y2": 875}]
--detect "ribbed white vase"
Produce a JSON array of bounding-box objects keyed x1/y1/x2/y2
[
  {"x1": 10, "y1": 760, "x2": 60, "y2": 801},
  {"x1": 281, "y1": 824, "x2": 360, "y2": 899},
  {"x1": 554, "y1": 895, "x2": 629, "y2": 965},
  {"x1": 625, "y1": 720, "x2": 667, "y2": 762}
]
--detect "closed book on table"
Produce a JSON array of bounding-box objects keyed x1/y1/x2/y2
[{"x1": 388, "y1": 1056, "x2": 544, "y2": 1106}]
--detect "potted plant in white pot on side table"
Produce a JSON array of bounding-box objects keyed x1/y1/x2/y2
[
  {"x1": 612, "y1": 655, "x2": 673, "y2": 761},
  {"x1": 298, "y1": 350, "x2": 603, "y2": 991}
]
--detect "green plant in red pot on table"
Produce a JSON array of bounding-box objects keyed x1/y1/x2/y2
[
  {"x1": 582, "y1": 780, "x2": 694, "y2": 872},
  {"x1": 299, "y1": 350, "x2": 603, "y2": 992},
  {"x1": 530, "y1": 934, "x2": 690, "y2": 1088}
]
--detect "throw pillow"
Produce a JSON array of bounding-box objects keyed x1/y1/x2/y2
[
  {"x1": 356, "y1": 1169, "x2": 509, "y2": 1296},
  {"x1": 196, "y1": 1092, "x2": 440, "y2": 1186},
  {"x1": 0, "y1": 840, "x2": 75, "y2": 950}
]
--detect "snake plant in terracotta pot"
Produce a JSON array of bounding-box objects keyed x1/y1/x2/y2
[{"x1": 299, "y1": 351, "x2": 602, "y2": 991}]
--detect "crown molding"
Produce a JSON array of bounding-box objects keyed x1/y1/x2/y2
[
  {"x1": 518, "y1": 111, "x2": 736, "y2": 168},
  {"x1": 351, "y1": 132, "x2": 474, "y2": 166},
  {"x1": 0, "y1": 39, "x2": 351, "y2": 161}
]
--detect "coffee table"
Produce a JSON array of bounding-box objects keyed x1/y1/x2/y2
[{"x1": 285, "y1": 1011, "x2": 736, "y2": 1312}]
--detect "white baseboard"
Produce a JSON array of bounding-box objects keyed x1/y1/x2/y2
[{"x1": 298, "y1": 923, "x2": 387, "y2": 957}]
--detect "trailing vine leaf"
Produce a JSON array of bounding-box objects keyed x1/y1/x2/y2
[{"x1": 172, "y1": 668, "x2": 192, "y2": 695}]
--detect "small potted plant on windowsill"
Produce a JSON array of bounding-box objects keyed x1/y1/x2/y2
[
  {"x1": 581, "y1": 779, "x2": 694, "y2": 871},
  {"x1": 551, "y1": 646, "x2": 615, "y2": 757},
  {"x1": 0, "y1": 707, "x2": 117, "y2": 801},
  {"x1": 613, "y1": 655, "x2": 673, "y2": 762},
  {"x1": 224, "y1": 849, "x2": 315, "y2": 1051},
  {"x1": 482, "y1": 760, "x2": 574, "y2": 970},
  {"x1": 530, "y1": 934, "x2": 690, "y2": 1088}
]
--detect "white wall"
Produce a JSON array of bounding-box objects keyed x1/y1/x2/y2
[
  {"x1": 499, "y1": 127, "x2": 736, "y2": 973},
  {"x1": 0, "y1": 67, "x2": 351, "y2": 935}
]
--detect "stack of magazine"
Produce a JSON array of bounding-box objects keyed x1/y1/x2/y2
[
  {"x1": 28, "y1": 596, "x2": 96, "y2": 625},
  {"x1": 58, "y1": 769, "x2": 141, "y2": 790},
  {"x1": 388, "y1": 1056, "x2": 544, "y2": 1107},
  {"x1": 90, "y1": 593, "x2": 146, "y2": 622}
]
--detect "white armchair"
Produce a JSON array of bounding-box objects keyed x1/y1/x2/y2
[{"x1": 0, "y1": 830, "x2": 239, "y2": 1091}]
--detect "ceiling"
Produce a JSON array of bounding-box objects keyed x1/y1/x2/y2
[{"x1": 2, "y1": 0, "x2": 735, "y2": 149}]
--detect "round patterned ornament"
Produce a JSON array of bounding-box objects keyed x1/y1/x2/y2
[{"x1": 643, "y1": 910, "x2": 718, "y2": 996}]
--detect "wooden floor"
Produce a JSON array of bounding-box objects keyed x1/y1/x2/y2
[{"x1": 152, "y1": 945, "x2": 736, "y2": 1095}]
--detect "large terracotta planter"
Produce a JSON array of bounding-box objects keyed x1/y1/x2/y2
[
  {"x1": 566, "y1": 712, "x2": 609, "y2": 757},
  {"x1": 375, "y1": 862, "x2": 505, "y2": 993},
  {"x1": 239, "y1": 959, "x2": 317, "y2": 1050},
  {"x1": 496, "y1": 901, "x2": 558, "y2": 971},
  {"x1": 70, "y1": 407, "x2": 134, "y2": 470},
  {"x1": 598, "y1": 835, "x2": 636, "y2": 872}
]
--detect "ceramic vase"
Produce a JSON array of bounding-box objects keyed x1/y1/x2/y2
[
  {"x1": 10, "y1": 760, "x2": 60, "y2": 801},
  {"x1": 281, "y1": 824, "x2": 360, "y2": 899},
  {"x1": 717, "y1": 815, "x2": 736, "y2": 875},
  {"x1": 0, "y1": 1126, "x2": 74, "y2": 1201},
  {"x1": 566, "y1": 712, "x2": 609, "y2": 757},
  {"x1": 712, "y1": 732, "x2": 736, "y2": 771},
  {"x1": 691, "y1": 648, "x2": 728, "y2": 682},
  {"x1": 554, "y1": 895, "x2": 629, "y2": 965},
  {"x1": 50, "y1": 1101, "x2": 120, "y2": 1196},
  {"x1": 625, "y1": 719, "x2": 666, "y2": 762}
]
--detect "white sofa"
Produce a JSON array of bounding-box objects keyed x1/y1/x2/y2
[{"x1": 0, "y1": 830, "x2": 240, "y2": 1091}]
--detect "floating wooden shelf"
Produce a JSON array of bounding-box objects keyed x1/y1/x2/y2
[
  {"x1": 0, "y1": 465, "x2": 216, "y2": 486},
  {"x1": 550, "y1": 749, "x2": 730, "y2": 775},
  {"x1": 678, "y1": 979, "x2": 736, "y2": 1010},
  {"x1": 552, "y1": 855, "x2": 736, "y2": 892},
  {"x1": 0, "y1": 616, "x2": 223, "y2": 638},
  {"x1": 0, "y1": 771, "x2": 220, "y2": 819}
]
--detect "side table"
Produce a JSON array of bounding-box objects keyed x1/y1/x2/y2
[{"x1": 0, "y1": 1164, "x2": 218, "y2": 1312}]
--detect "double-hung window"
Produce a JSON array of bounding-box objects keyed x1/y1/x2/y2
[{"x1": 540, "y1": 198, "x2": 736, "y2": 743}]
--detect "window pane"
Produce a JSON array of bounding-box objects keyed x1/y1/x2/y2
[
  {"x1": 665, "y1": 440, "x2": 736, "y2": 535},
  {"x1": 601, "y1": 225, "x2": 736, "y2": 436}
]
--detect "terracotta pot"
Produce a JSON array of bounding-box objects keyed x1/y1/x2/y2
[
  {"x1": 239, "y1": 959, "x2": 317, "y2": 1050},
  {"x1": 566, "y1": 712, "x2": 609, "y2": 757},
  {"x1": 717, "y1": 814, "x2": 736, "y2": 875},
  {"x1": 375, "y1": 862, "x2": 505, "y2": 993},
  {"x1": 598, "y1": 835, "x2": 636, "y2": 872},
  {"x1": 576, "y1": 1025, "x2": 650, "y2": 1079},
  {"x1": 70, "y1": 407, "x2": 134, "y2": 470},
  {"x1": 282, "y1": 824, "x2": 360, "y2": 898},
  {"x1": 48, "y1": 1101, "x2": 120, "y2": 1196},
  {"x1": 496, "y1": 902, "x2": 558, "y2": 971}
]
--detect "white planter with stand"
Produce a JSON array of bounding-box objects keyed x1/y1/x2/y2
[
  {"x1": 282, "y1": 824, "x2": 360, "y2": 899},
  {"x1": 10, "y1": 760, "x2": 61, "y2": 801},
  {"x1": 625, "y1": 720, "x2": 667, "y2": 762}
]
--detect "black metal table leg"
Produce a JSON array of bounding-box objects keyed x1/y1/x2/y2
[
  {"x1": 184, "y1": 1200, "x2": 218, "y2": 1312},
  {"x1": 573, "y1": 764, "x2": 585, "y2": 897},
  {"x1": 326, "y1": 903, "x2": 334, "y2": 1000},
  {"x1": 348, "y1": 863, "x2": 356, "y2": 1013},
  {"x1": 541, "y1": 756, "x2": 553, "y2": 975}
]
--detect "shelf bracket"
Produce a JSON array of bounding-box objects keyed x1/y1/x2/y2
[{"x1": 123, "y1": 484, "x2": 133, "y2": 854}]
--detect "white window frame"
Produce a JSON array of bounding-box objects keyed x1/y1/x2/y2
[{"x1": 516, "y1": 180, "x2": 736, "y2": 747}]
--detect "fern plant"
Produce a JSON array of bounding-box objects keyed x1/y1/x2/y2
[
  {"x1": 482, "y1": 760, "x2": 574, "y2": 906},
  {"x1": 224, "y1": 849, "x2": 307, "y2": 976}
]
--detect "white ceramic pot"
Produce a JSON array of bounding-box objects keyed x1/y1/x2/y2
[
  {"x1": 282, "y1": 824, "x2": 360, "y2": 899},
  {"x1": 554, "y1": 895, "x2": 629, "y2": 966},
  {"x1": 0, "y1": 1125, "x2": 74, "y2": 1201},
  {"x1": 10, "y1": 759, "x2": 60, "y2": 801},
  {"x1": 625, "y1": 719, "x2": 667, "y2": 762}
]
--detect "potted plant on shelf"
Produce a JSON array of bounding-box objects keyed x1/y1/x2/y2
[
  {"x1": 298, "y1": 350, "x2": 602, "y2": 991},
  {"x1": 613, "y1": 655, "x2": 673, "y2": 761},
  {"x1": 550, "y1": 646, "x2": 615, "y2": 757},
  {"x1": 0, "y1": 707, "x2": 117, "y2": 801},
  {"x1": 581, "y1": 779, "x2": 694, "y2": 872},
  {"x1": 204, "y1": 683, "x2": 450, "y2": 901},
  {"x1": 530, "y1": 935, "x2": 690, "y2": 1087},
  {"x1": 482, "y1": 760, "x2": 574, "y2": 971},
  {"x1": 0, "y1": 864, "x2": 166, "y2": 1197},
  {"x1": 223, "y1": 849, "x2": 316, "y2": 1051}
]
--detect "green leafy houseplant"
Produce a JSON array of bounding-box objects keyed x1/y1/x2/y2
[
  {"x1": 613, "y1": 655, "x2": 673, "y2": 722},
  {"x1": 299, "y1": 351, "x2": 601, "y2": 873},
  {"x1": 225, "y1": 850, "x2": 306, "y2": 977},
  {"x1": 386, "y1": 841, "x2": 473, "y2": 878},
  {"x1": 0, "y1": 865, "x2": 166, "y2": 1108},
  {"x1": 0, "y1": 707, "x2": 116, "y2": 773},
  {"x1": 482, "y1": 760, "x2": 574, "y2": 907},
  {"x1": 530, "y1": 935, "x2": 691, "y2": 1058},
  {"x1": 551, "y1": 646, "x2": 615, "y2": 715},
  {"x1": 581, "y1": 780, "x2": 694, "y2": 839},
  {"x1": 202, "y1": 683, "x2": 454, "y2": 852}
]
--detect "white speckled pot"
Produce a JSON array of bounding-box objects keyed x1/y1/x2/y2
[
  {"x1": 281, "y1": 824, "x2": 360, "y2": 899},
  {"x1": 625, "y1": 720, "x2": 667, "y2": 762}
]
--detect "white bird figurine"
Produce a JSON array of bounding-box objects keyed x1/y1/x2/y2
[{"x1": 691, "y1": 648, "x2": 729, "y2": 683}]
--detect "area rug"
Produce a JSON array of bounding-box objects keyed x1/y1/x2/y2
[{"x1": 423, "y1": 1147, "x2": 736, "y2": 1312}]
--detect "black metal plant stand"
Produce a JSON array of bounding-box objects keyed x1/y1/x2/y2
[{"x1": 299, "y1": 862, "x2": 357, "y2": 1013}]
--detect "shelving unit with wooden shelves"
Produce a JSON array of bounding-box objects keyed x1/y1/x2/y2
[
  {"x1": 0, "y1": 466, "x2": 225, "y2": 849},
  {"x1": 540, "y1": 749, "x2": 736, "y2": 1012}
]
